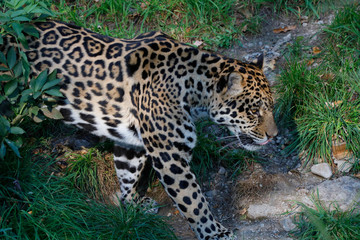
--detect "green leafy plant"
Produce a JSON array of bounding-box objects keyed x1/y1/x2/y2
[{"x1": 0, "y1": 0, "x2": 63, "y2": 159}]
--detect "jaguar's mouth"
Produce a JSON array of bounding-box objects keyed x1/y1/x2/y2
[{"x1": 219, "y1": 133, "x2": 271, "y2": 151}]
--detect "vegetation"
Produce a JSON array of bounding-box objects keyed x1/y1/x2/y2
[
  {"x1": 275, "y1": 3, "x2": 360, "y2": 165},
  {"x1": 291, "y1": 194, "x2": 360, "y2": 240},
  {"x1": 0, "y1": 150, "x2": 176, "y2": 240},
  {"x1": 191, "y1": 120, "x2": 258, "y2": 181}
]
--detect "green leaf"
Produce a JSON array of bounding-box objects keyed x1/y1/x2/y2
[
  {"x1": 14, "y1": 0, "x2": 29, "y2": 10},
  {"x1": 7, "y1": 47, "x2": 17, "y2": 70},
  {"x1": 10, "y1": 127, "x2": 25, "y2": 135},
  {"x1": 0, "y1": 51, "x2": 6, "y2": 65},
  {"x1": 19, "y1": 36, "x2": 29, "y2": 49},
  {"x1": 33, "y1": 91, "x2": 41, "y2": 99},
  {"x1": 0, "y1": 142, "x2": 6, "y2": 160},
  {"x1": 13, "y1": 61, "x2": 23, "y2": 77},
  {"x1": 20, "y1": 89, "x2": 32, "y2": 103},
  {"x1": 4, "y1": 80, "x2": 18, "y2": 96},
  {"x1": 11, "y1": 22, "x2": 24, "y2": 37},
  {"x1": 23, "y1": 24, "x2": 39, "y2": 38},
  {"x1": 42, "y1": 79, "x2": 62, "y2": 91},
  {"x1": 34, "y1": 70, "x2": 48, "y2": 92},
  {"x1": 0, "y1": 116, "x2": 10, "y2": 137},
  {"x1": 0, "y1": 66, "x2": 9, "y2": 71},
  {"x1": 44, "y1": 88, "x2": 64, "y2": 97},
  {"x1": 0, "y1": 74, "x2": 13, "y2": 82},
  {"x1": 12, "y1": 16, "x2": 31, "y2": 21},
  {"x1": 29, "y1": 106, "x2": 39, "y2": 116},
  {"x1": 5, "y1": 138, "x2": 21, "y2": 158},
  {"x1": 0, "y1": 35, "x2": 3, "y2": 45},
  {"x1": 48, "y1": 69, "x2": 58, "y2": 81}
]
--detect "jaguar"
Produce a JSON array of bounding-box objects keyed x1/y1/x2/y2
[{"x1": 1, "y1": 20, "x2": 278, "y2": 239}]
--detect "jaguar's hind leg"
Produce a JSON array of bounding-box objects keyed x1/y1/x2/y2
[{"x1": 113, "y1": 144, "x2": 158, "y2": 212}]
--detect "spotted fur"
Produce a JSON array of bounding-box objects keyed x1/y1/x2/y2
[{"x1": 1, "y1": 20, "x2": 278, "y2": 240}]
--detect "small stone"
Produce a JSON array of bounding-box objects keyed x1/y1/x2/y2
[
  {"x1": 334, "y1": 159, "x2": 353, "y2": 173},
  {"x1": 205, "y1": 190, "x2": 217, "y2": 198},
  {"x1": 311, "y1": 163, "x2": 332, "y2": 179},
  {"x1": 302, "y1": 22, "x2": 308, "y2": 27},
  {"x1": 280, "y1": 216, "x2": 296, "y2": 231},
  {"x1": 218, "y1": 167, "x2": 226, "y2": 175},
  {"x1": 317, "y1": 20, "x2": 324, "y2": 25}
]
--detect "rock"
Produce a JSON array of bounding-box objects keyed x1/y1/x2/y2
[
  {"x1": 279, "y1": 216, "x2": 296, "y2": 232},
  {"x1": 205, "y1": 190, "x2": 217, "y2": 198},
  {"x1": 311, "y1": 163, "x2": 332, "y2": 179},
  {"x1": 218, "y1": 167, "x2": 226, "y2": 175},
  {"x1": 334, "y1": 159, "x2": 354, "y2": 173},
  {"x1": 309, "y1": 176, "x2": 360, "y2": 211},
  {"x1": 247, "y1": 204, "x2": 283, "y2": 219}
]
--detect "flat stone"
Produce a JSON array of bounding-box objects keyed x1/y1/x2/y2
[
  {"x1": 247, "y1": 204, "x2": 283, "y2": 219},
  {"x1": 310, "y1": 176, "x2": 360, "y2": 211},
  {"x1": 311, "y1": 163, "x2": 332, "y2": 179}
]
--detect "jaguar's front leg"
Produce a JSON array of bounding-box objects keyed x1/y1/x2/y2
[
  {"x1": 141, "y1": 110, "x2": 235, "y2": 240},
  {"x1": 150, "y1": 153, "x2": 235, "y2": 240}
]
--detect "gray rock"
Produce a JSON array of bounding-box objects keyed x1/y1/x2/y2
[
  {"x1": 309, "y1": 176, "x2": 360, "y2": 211},
  {"x1": 279, "y1": 216, "x2": 296, "y2": 232},
  {"x1": 247, "y1": 204, "x2": 283, "y2": 219},
  {"x1": 334, "y1": 159, "x2": 354, "y2": 173},
  {"x1": 218, "y1": 167, "x2": 226, "y2": 175},
  {"x1": 310, "y1": 163, "x2": 332, "y2": 179}
]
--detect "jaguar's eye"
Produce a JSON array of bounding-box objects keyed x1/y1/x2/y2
[{"x1": 250, "y1": 109, "x2": 260, "y2": 116}]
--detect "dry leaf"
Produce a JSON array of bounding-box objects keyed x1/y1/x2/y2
[
  {"x1": 28, "y1": 211, "x2": 33, "y2": 215},
  {"x1": 273, "y1": 25, "x2": 296, "y2": 33},
  {"x1": 193, "y1": 40, "x2": 203, "y2": 47},
  {"x1": 325, "y1": 101, "x2": 343, "y2": 108},
  {"x1": 140, "y1": 2, "x2": 148, "y2": 10},
  {"x1": 320, "y1": 73, "x2": 335, "y2": 81},
  {"x1": 241, "y1": 24, "x2": 248, "y2": 32},
  {"x1": 239, "y1": 208, "x2": 247, "y2": 215},
  {"x1": 354, "y1": 173, "x2": 360, "y2": 179},
  {"x1": 307, "y1": 59, "x2": 314, "y2": 66},
  {"x1": 313, "y1": 46, "x2": 321, "y2": 54}
]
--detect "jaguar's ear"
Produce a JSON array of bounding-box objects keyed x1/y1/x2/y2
[
  {"x1": 216, "y1": 72, "x2": 244, "y2": 95},
  {"x1": 253, "y1": 53, "x2": 264, "y2": 69}
]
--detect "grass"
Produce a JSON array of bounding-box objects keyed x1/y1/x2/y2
[
  {"x1": 43, "y1": 0, "x2": 241, "y2": 48},
  {"x1": 191, "y1": 120, "x2": 258, "y2": 181},
  {"x1": 291, "y1": 194, "x2": 360, "y2": 239},
  {"x1": 274, "y1": 2, "x2": 360, "y2": 165},
  {"x1": 0, "y1": 148, "x2": 176, "y2": 240}
]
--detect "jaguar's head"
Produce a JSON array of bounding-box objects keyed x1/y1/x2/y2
[{"x1": 209, "y1": 55, "x2": 278, "y2": 151}]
